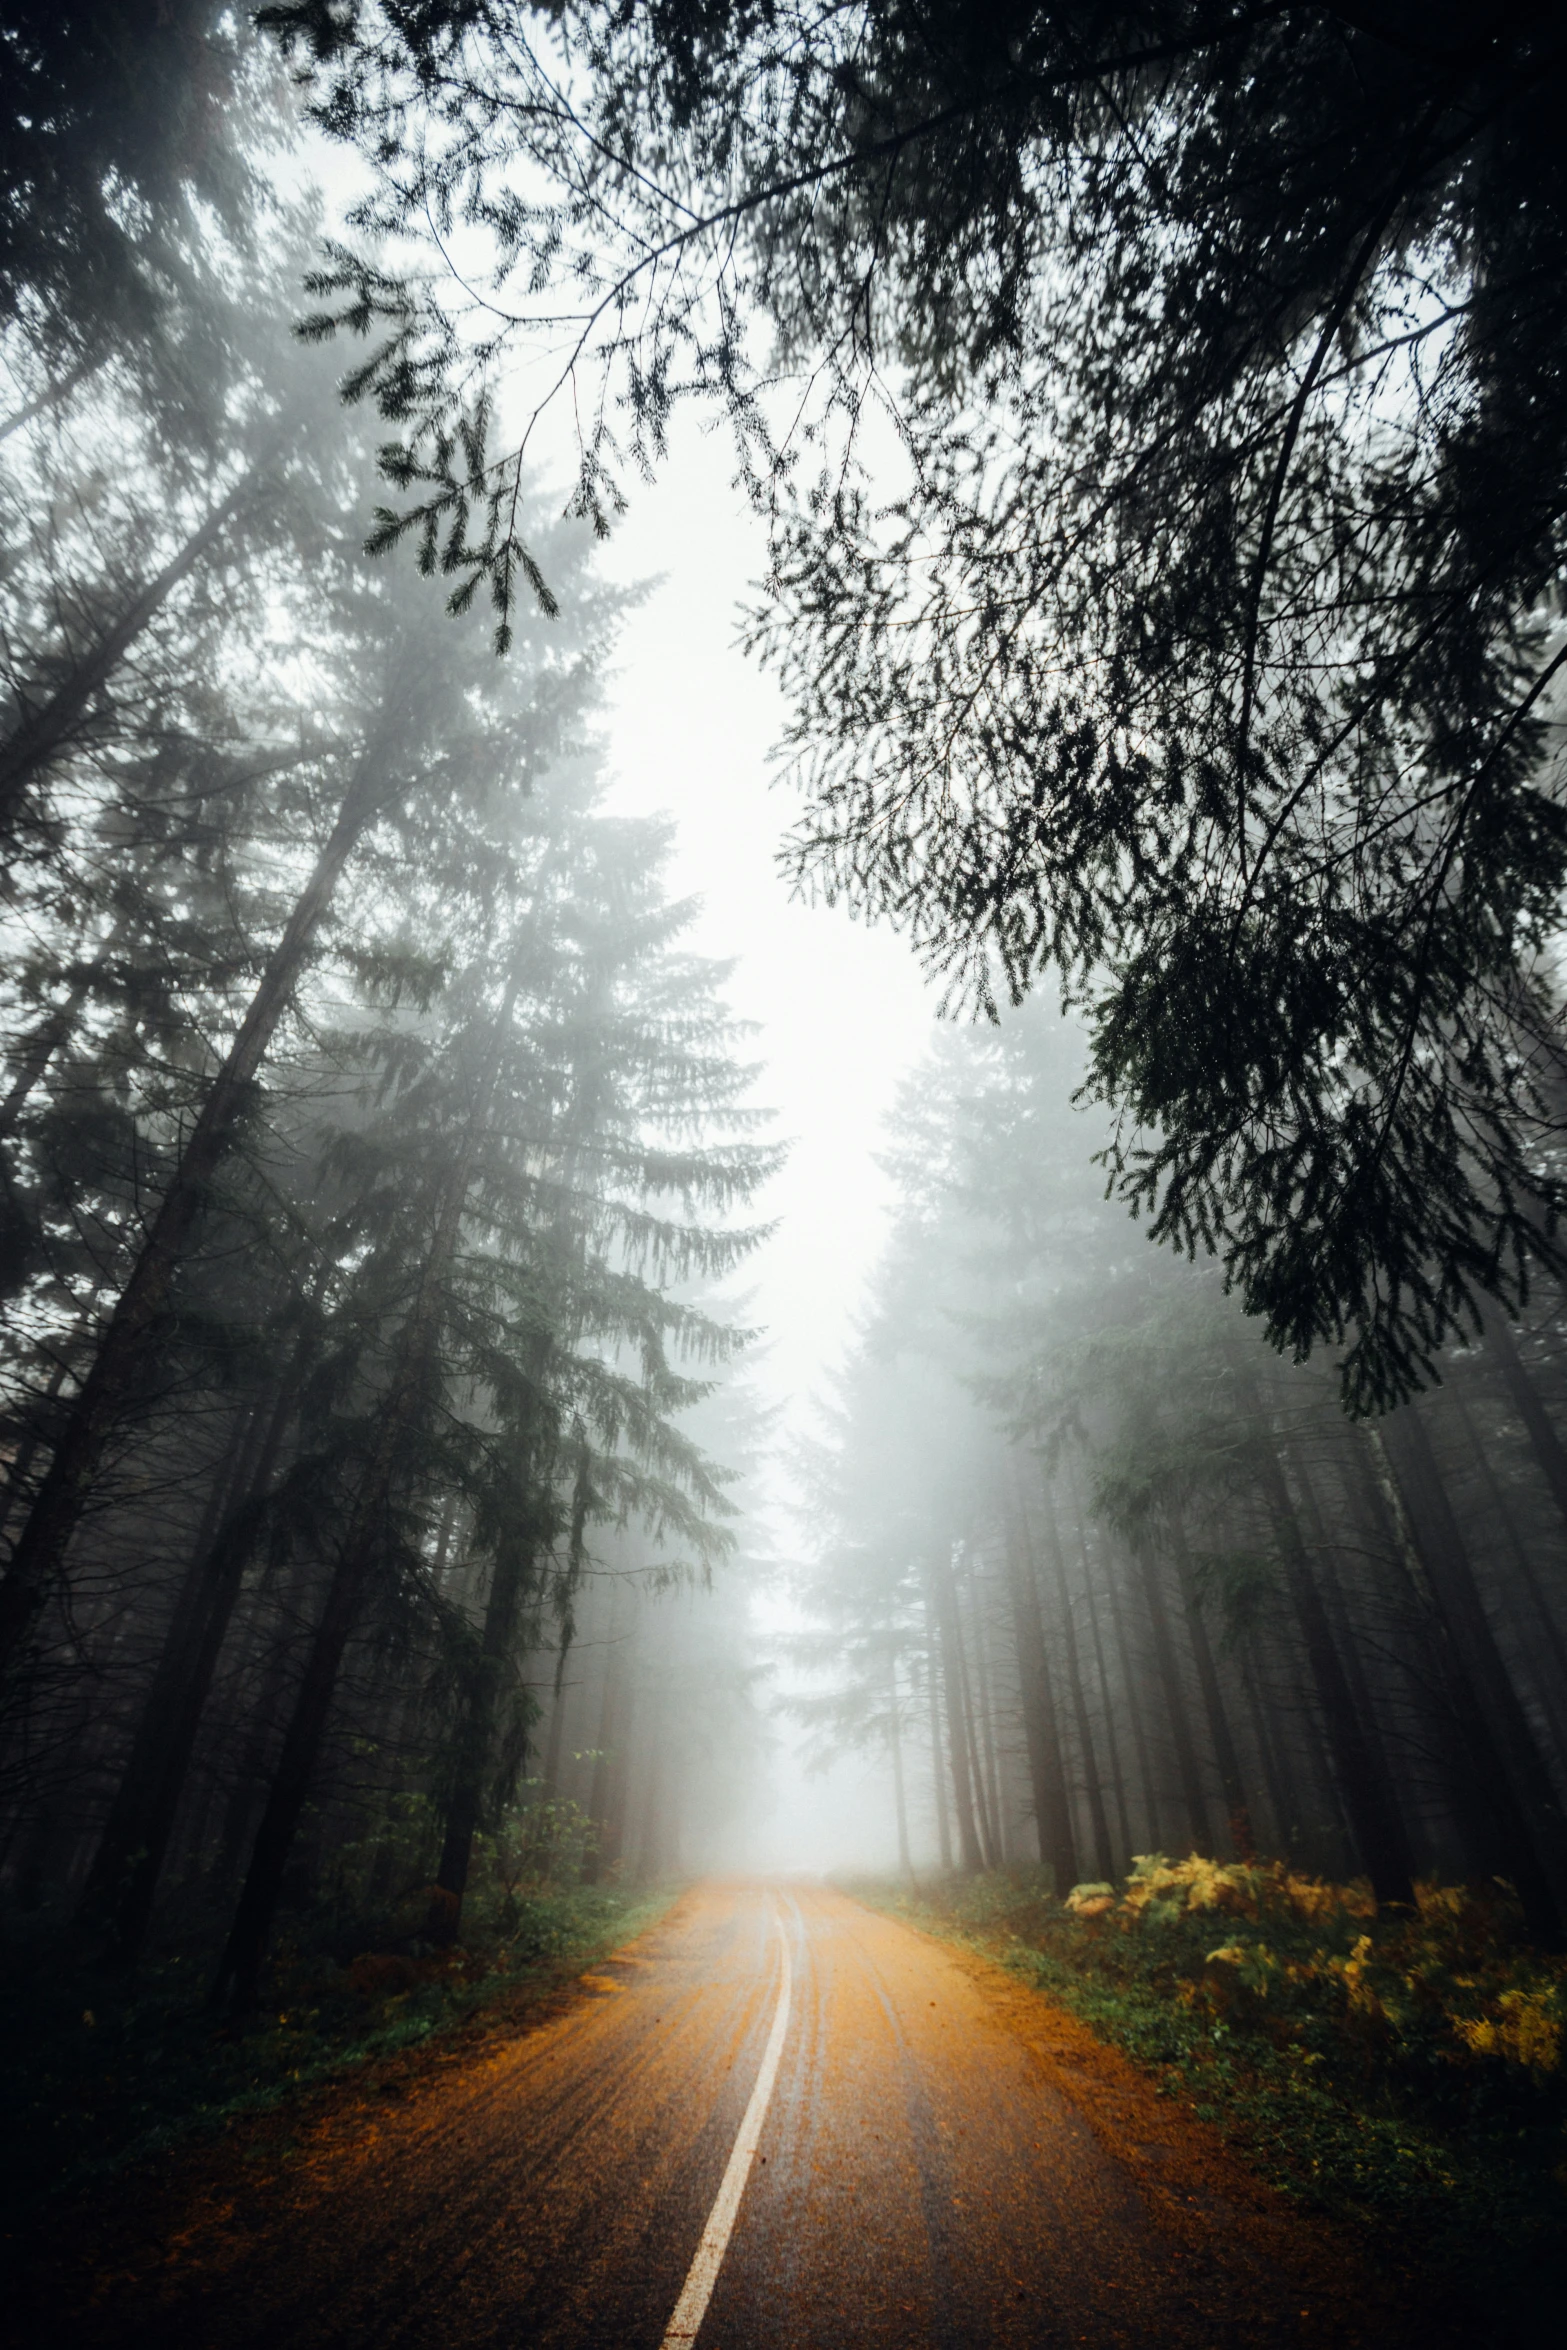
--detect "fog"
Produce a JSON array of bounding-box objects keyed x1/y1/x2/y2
[
  {"x1": 5, "y1": 13, "x2": 1567, "y2": 2017},
  {"x1": 599, "y1": 423, "x2": 938, "y2": 1877}
]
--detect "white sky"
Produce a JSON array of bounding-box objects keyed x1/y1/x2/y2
[
  {"x1": 597, "y1": 420, "x2": 939, "y2": 1463},
  {"x1": 595, "y1": 421, "x2": 940, "y2": 1874}
]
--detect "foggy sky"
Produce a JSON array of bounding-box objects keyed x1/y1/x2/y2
[{"x1": 599, "y1": 426, "x2": 939, "y2": 1875}]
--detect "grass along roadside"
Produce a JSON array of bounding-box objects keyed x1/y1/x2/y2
[
  {"x1": 0, "y1": 1879, "x2": 677, "y2": 2216},
  {"x1": 848, "y1": 1859, "x2": 1567, "y2": 2338}
]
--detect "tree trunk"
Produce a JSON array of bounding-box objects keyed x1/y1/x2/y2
[
  {"x1": 430, "y1": 1528, "x2": 538, "y2": 1938},
  {"x1": 1374, "y1": 1410, "x2": 1566, "y2": 1945},
  {"x1": 1080, "y1": 1524, "x2": 1132, "y2": 1872},
  {"x1": 928, "y1": 1547, "x2": 984, "y2": 1874},
  {"x1": 213, "y1": 976, "x2": 511, "y2": 2012},
  {"x1": 1130, "y1": 1538, "x2": 1211, "y2": 1852},
  {"x1": 1039, "y1": 1480, "x2": 1118, "y2": 1882},
  {"x1": 1106, "y1": 1541, "x2": 1161, "y2": 1849},
  {"x1": 1250, "y1": 1432, "x2": 1416, "y2": 1907},
  {"x1": 0, "y1": 747, "x2": 387, "y2": 1674},
  {"x1": 1484, "y1": 1310, "x2": 1567, "y2": 1540},
  {"x1": 0, "y1": 352, "x2": 100, "y2": 445},
  {"x1": 1167, "y1": 1505, "x2": 1253, "y2": 1858},
  {"x1": 0, "y1": 472, "x2": 256, "y2": 827},
  {"x1": 0, "y1": 968, "x2": 94, "y2": 1142},
  {"x1": 1448, "y1": 1383, "x2": 1567, "y2": 1753},
  {"x1": 953, "y1": 1575, "x2": 999, "y2": 1867},
  {"x1": 888, "y1": 1654, "x2": 913, "y2": 1879},
  {"x1": 925, "y1": 1631, "x2": 952, "y2": 1872},
  {"x1": 1002, "y1": 1477, "x2": 1077, "y2": 1891},
  {"x1": 76, "y1": 1385, "x2": 298, "y2": 1964},
  {"x1": 582, "y1": 1586, "x2": 633, "y2": 1886},
  {"x1": 971, "y1": 1572, "x2": 1008, "y2": 1862},
  {"x1": 1238, "y1": 1636, "x2": 1297, "y2": 1855},
  {"x1": 0, "y1": 1351, "x2": 71, "y2": 1544}
]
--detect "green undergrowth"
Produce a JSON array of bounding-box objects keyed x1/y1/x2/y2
[
  {"x1": 0, "y1": 1879, "x2": 675, "y2": 2216},
  {"x1": 849, "y1": 1859, "x2": 1567, "y2": 2341}
]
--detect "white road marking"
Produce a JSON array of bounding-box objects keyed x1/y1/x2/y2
[{"x1": 660, "y1": 1899, "x2": 794, "y2": 2347}]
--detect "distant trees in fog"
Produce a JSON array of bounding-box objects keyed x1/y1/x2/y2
[{"x1": 796, "y1": 1010, "x2": 1567, "y2": 1943}]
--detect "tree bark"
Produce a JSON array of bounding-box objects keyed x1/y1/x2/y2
[
  {"x1": 0, "y1": 746, "x2": 387, "y2": 1674},
  {"x1": 924, "y1": 1627, "x2": 952, "y2": 1872},
  {"x1": 1250, "y1": 1431, "x2": 1416, "y2": 1907},
  {"x1": 1106, "y1": 1540, "x2": 1161, "y2": 1849},
  {"x1": 79, "y1": 1373, "x2": 303, "y2": 1965},
  {"x1": 0, "y1": 968, "x2": 93, "y2": 1142},
  {"x1": 430, "y1": 1530, "x2": 538, "y2": 1935},
  {"x1": 0, "y1": 472, "x2": 256, "y2": 828},
  {"x1": 1130, "y1": 1538, "x2": 1211, "y2": 1852},
  {"x1": 888, "y1": 1654, "x2": 913, "y2": 1879},
  {"x1": 1374, "y1": 1410, "x2": 1566, "y2": 1945},
  {"x1": 1002, "y1": 1477, "x2": 1077, "y2": 1890},
  {"x1": 928, "y1": 1546, "x2": 984, "y2": 1874},
  {"x1": 1080, "y1": 1521, "x2": 1132, "y2": 1871},
  {"x1": 213, "y1": 972, "x2": 513, "y2": 2011},
  {"x1": 1166, "y1": 1503, "x2": 1254, "y2": 1859},
  {"x1": 1484, "y1": 1310, "x2": 1567, "y2": 1541}
]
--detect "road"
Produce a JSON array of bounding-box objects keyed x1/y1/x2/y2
[{"x1": 53, "y1": 1881, "x2": 1419, "y2": 2349}]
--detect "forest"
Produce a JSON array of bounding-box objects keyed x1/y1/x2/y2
[{"x1": 4, "y1": 7, "x2": 1567, "y2": 2347}]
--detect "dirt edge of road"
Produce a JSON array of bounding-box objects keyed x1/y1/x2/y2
[
  {"x1": 892, "y1": 1913, "x2": 1450, "y2": 2349},
  {"x1": 13, "y1": 1884, "x2": 1448, "y2": 2348},
  {"x1": 8, "y1": 1887, "x2": 707, "y2": 2336}
]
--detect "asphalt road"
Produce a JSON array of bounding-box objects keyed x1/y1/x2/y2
[{"x1": 72, "y1": 1881, "x2": 1411, "y2": 2350}]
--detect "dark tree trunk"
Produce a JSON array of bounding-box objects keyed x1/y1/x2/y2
[
  {"x1": 0, "y1": 967, "x2": 93, "y2": 1143},
  {"x1": 0, "y1": 1352, "x2": 71, "y2": 1544},
  {"x1": 76, "y1": 1385, "x2": 298, "y2": 1965},
  {"x1": 1375, "y1": 1410, "x2": 1566, "y2": 1946},
  {"x1": 958, "y1": 1638, "x2": 998, "y2": 1866},
  {"x1": 1002, "y1": 1479, "x2": 1077, "y2": 1891},
  {"x1": 1448, "y1": 1383, "x2": 1567, "y2": 1753},
  {"x1": 1080, "y1": 1522, "x2": 1132, "y2": 1872},
  {"x1": 1106, "y1": 1541, "x2": 1161, "y2": 1849},
  {"x1": 583, "y1": 1591, "x2": 633, "y2": 1886},
  {"x1": 430, "y1": 1529, "x2": 538, "y2": 1939},
  {"x1": 1130, "y1": 1539, "x2": 1211, "y2": 1852},
  {"x1": 0, "y1": 351, "x2": 100, "y2": 445},
  {"x1": 1251, "y1": 1432, "x2": 1416, "y2": 1907},
  {"x1": 212, "y1": 994, "x2": 505, "y2": 2013},
  {"x1": 0, "y1": 748, "x2": 387, "y2": 1674},
  {"x1": 1039, "y1": 1482, "x2": 1116, "y2": 1883},
  {"x1": 0, "y1": 472, "x2": 256, "y2": 827},
  {"x1": 1238, "y1": 1636, "x2": 1297, "y2": 1855},
  {"x1": 1484, "y1": 1310, "x2": 1567, "y2": 1540},
  {"x1": 1167, "y1": 1504, "x2": 1253, "y2": 1859}
]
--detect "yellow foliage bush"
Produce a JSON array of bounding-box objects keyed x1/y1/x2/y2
[
  {"x1": 1117, "y1": 1851, "x2": 1374, "y2": 1927},
  {"x1": 1073, "y1": 1859, "x2": 1565, "y2": 2077},
  {"x1": 1452, "y1": 1988, "x2": 1562, "y2": 2075}
]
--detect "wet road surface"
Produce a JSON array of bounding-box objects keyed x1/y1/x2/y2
[{"x1": 53, "y1": 1881, "x2": 1419, "y2": 2348}]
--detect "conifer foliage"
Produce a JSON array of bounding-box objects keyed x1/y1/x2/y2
[
  {"x1": 798, "y1": 1007, "x2": 1567, "y2": 1948},
  {"x1": 258, "y1": 0, "x2": 1567, "y2": 1405},
  {"x1": 0, "y1": 54, "x2": 772, "y2": 2004}
]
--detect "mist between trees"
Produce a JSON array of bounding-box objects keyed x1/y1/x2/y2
[
  {"x1": 5, "y1": 0, "x2": 1567, "y2": 2146},
  {"x1": 0, "y1": 81, "x2": 776, "y2": 2021},
  {"x1": 788, "y1": 1007, "x2": 1567, "y2": 1950}
]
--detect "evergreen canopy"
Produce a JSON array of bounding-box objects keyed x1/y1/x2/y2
[{"x1": 262, "y1": 0, "x2": 1567, "y2": 1405}]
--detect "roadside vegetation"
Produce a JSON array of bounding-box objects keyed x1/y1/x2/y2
[
  {"x1": 0, "y1": 1796, "x2": 674, "y2": 2215},
  {"x1": 859, "y1": 1861, "x2": 1567, "y2": 2329}
]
